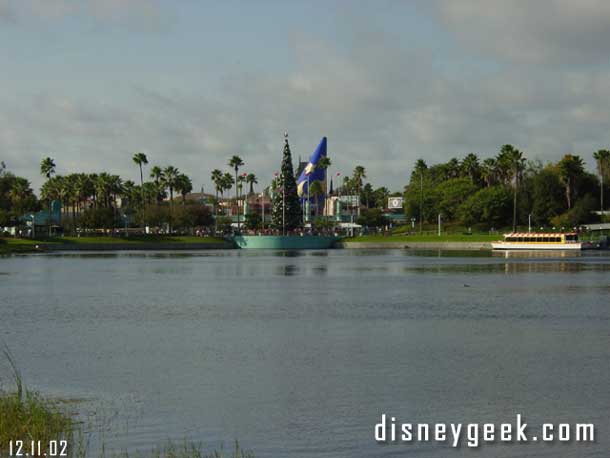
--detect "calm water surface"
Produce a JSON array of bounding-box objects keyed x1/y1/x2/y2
[{"x1": 1, "y1": 249, "x2": 609, "y2": 457}]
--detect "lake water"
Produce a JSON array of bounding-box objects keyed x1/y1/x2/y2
[{"x1": 1, "y1": 249, "x2": 609, "y2": 457}]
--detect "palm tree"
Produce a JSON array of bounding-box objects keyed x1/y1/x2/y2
[
  {"x1": 162, "y1": 166, "x2": 179, "y2": 204},
  {"x1": 481, "y1": 158, "x2": 497, "y2": 187},
  {"x1": 132, "y1": 152, "x2": 148, "y2": 207},
  {"x1": 352, "y1": 165, "x2": 366, "y2": 223},
  {"x1": 175, "y1": 173, "x2": 193, "y2": 205},
  {"x1": 318, "y1": 156, "x2": 331, "y2": 218},
  {"x1": 228, "y1": 155, "x2": 244, "y2": 229},
  {"x1": 8, "y1": 177, "x2": 34, "y2": 216},
  {"x1": 557, "y1": 154, "x2": 585, "y2": 210},
  {"x1": 108, "y1": 175, "x2": 123, "y2": 208},
  {"x1": 246, "y1": 173, "x2": 258, "y2": 195},
  {"x1": 150, "y1": 166, "x2": 164, "y2": 205},
  {"x1": 211, "y1": 169, "x2": 223, "y2": 232},
  {"x1": 500, "y1": 145, "x2": 526, "y2": 231},
  {"x1": 40, "y1": 157, "x2": 56, "y2": 235},
  {"x1": 446, "y1": 157, "x2": 460, "y2": 179},
  {"x1": 74, "y1": 173, "x2": 92, "y2": 213},
  {"x1": 309, "y1": 180, "x2": 324, "y2": 217},
  {"x1": 237, "y1": 174, "x2": 246, "y2": 215},
  {"x1": 63, "y1": 174, "x2": 79, "y2": 232},
  {"x1": 593, "y1": 149, "x2": 610, "y2": 212},
  {"x1": 95, "y1": 173, "x2": 112, "y2": 208},
  {"x1": 461, "y1": 153, "x2": 480, "y2": 184},
  {"x1": 221, "y1": 173, "x2": 234, "y2": 197}
]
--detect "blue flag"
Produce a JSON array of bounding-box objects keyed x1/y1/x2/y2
[{"x1": 297, "y1": 137, "x2": 327, "y2": 200}]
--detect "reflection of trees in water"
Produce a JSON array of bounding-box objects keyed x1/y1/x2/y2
[{"x1": 275, "y1": 264, "x2": 299, "y2": 276}]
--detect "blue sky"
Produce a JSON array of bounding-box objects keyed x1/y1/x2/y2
[{"x1": 2, "y1": 0, "x2": 610, "y2": 192}]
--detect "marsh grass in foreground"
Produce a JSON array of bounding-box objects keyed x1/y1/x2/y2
[
  {"x1": 0, "y1": 392, "x2": 74, "y2": 447},
  {"x1": 114, "y1": 441, "x2": 254, "y2": 458},
  {"x1": 0, "y1": 344, "x2": 253, "y2": 458}
]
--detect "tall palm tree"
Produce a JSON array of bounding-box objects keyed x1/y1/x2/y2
[
  {"x1": 63, "y1": 174, "x2": 79, "y2": 233},
  {"x1": 461, "y1": 153, "x2": 480, "y2": 184},
  {"x1": 481, "y1": 158, "x2": 497, "y2": 187},
  {"x1": 8, "y1": 177, "x2": 34, "y2": 216},
  {"x1": 500, "y1": 145, "x2": 526, "y2": 231},
  {"x1": 75, "y1": 173, "x2": 92, "y2": 213},
  {"x1": 228, "y1": 155, "x2": 244, "y2": 229},
  {"x1": 593, "y1": 149, "x2": 610, "y2": 212},
  {"x1": 557, "y1": 154, "x2": 585, "y2": 210},
  {"x1": 150, "y1": 166, "x2": 164, "y2": 205},
  {"x1": 40, "y1": 157, "x2": 56, "y2": 235},
  {"x1": 237, "y1": 174, "x2": 246, "y2": 215},
  {"x1": 309, "y1": 180, "x2": 324, "y2": 217},
  {"x1": 95, "y1": 173, "x2": 112, "y2": 208},
  {"x1": 318, "y1": 156, "x2": 331, "y2": 218},
  {"x1": 246, "y1": 173, "x2": 258, "y2": 195},
  {"x1": 132, "y1": 152, "x2": 148, "y2": 207},
  {"x1": 176, "y1": 173, "x2": 193, "y2": 205},
  {"x1": 162, "y1": 166, "x2": 180, "y2": 205},
  {"x1": 211, "y1": 169, "x2": 223, "y2": 232},
  {"x1": 352, "y1": 165, "x2": 366, "y2": 221},
  {"x1": 446, "y1": 157, "x2": 460, "y2": 179},
  {"x1": 221, "y1": 173, "x2": 234, "y2": 196}
]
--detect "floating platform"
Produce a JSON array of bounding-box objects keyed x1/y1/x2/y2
[{"x1": 232, "y1": 235, "x2": 338, "y2": 249}]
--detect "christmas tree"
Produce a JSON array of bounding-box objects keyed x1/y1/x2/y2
[{"x1": 272, "y1": 134, "x2": 302, "y2": 232}]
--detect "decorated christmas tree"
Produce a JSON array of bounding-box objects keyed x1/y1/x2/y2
[{"x1": 272, "y1": 134, "x2": 302, "y2": 232}]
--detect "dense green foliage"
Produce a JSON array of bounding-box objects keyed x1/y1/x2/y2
[
  {"x1": 404, "y1": 146, "x2": 608, "y2": 229},
  {"x1": 357, "y1": 208, "x2": 389, "y2": 228},
  {"x1": 0, "y1": 163, "x2": 39, "y2": 226}
]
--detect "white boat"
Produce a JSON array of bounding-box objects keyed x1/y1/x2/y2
[{"x1": 491, "y1": 232, "x2": 594, "y2": 250}]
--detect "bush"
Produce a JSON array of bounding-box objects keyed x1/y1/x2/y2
[
  {"x1": 458, "y1": 185, "x2": 512, "y2": 229},
  {"x1": 77, "y1": 207, "x2": 115, "y2": 230},
  {"x1": 550, "y1": 194, "x2": 599, "y2": 228},
  {"x1": 173, "y1": 205, "x2": 214, "y2": 230},
  {"x1": 357, "y1": 208, "x2": 389, "y2": 228}
]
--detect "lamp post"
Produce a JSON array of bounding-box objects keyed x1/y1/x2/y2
[
  {"x1": 437, "y1": 213, "x2": 441, "y2": 236},
  {"x1": 419, "y1": 171, "x2": 424, "y2": 234}
]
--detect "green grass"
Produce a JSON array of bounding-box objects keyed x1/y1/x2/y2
[
  {"x1": 347, "y1": 233, "x2": 499, "y2": 243},
  {"x1": 1, "y1": 235, "x2": 227, "y2": 253},
  {"x1": 0, "y1": 392, "x2": 74, "y2": 448},
  {"x1": 59, "y1": 235, "x2": 226, "y2": 244},
  {"x1": 0, "y1": 344, "x2": 253, "y2": 458}
]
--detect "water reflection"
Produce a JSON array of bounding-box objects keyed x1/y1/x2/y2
[
  {"x1": 1, "y1": 249, "x2": 609, "y2": 458},
  {"x1": 492, "y1": 250, "x2": 584, "y2": 259}
]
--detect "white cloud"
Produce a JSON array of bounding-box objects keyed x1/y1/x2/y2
[
  {"x1": 2, "y1": 3, "x2": 610, "y2": 193},
  {"x1": 0, "y1": 0, "x2": 163, "y2": 26},
  {"x1": 434, "y1": 0, "x2": 610, "y2": 65}
]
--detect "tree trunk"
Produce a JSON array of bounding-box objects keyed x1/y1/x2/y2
[
  {"x1": 512, "y1": 176, "x2": 517, "y2": 232},
  {"x1": 215, "y1": 189, "x2": 219, "y2": 233}
]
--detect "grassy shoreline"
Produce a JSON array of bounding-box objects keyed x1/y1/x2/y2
[
  {"x1": 346, "y1": 233, "x2": 499, "y2": 243},
  {"x1": 0, "y1": 390, "x2": 254, "y2": 458},
  {"x1": 0, "y1": 236, "x2": 229, "y2": 254}
]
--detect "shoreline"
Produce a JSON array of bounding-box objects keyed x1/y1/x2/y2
[
  {"x1": 335, "y1": 241, "x2": 492, "y2": 250},
  {"x1": 2, "y1": 239, "x2": 493, "y2": 253}
]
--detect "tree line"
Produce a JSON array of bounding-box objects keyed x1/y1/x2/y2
[{"x1": 404, "y1": 147, "x2": 610, "y2": 230}]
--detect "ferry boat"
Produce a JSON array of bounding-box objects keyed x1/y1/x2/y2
[{"x1": 491, "y1": 232, "x2": 594, "y2": 250}]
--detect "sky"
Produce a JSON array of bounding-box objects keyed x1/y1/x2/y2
[{"x1": 2, "y1": 0, "x2": 610, "y2": 193}]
